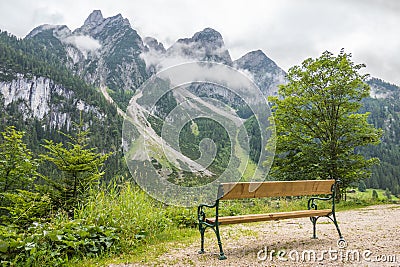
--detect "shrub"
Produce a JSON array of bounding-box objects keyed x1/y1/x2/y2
[
  {"x1": 0, "y1": 220, "x2": 119, "y2": 266},
  {"x1": 0, "y1": 190, "x2": 52, "y2": 227},
  {"x1": 372, "y1": 189, "x2": 379, "y2": 200},
  {"x1": 358, "y1": 180, "x2": 367, "y2": 192}
]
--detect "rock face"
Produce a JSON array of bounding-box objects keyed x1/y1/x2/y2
[
  {"x1": 26, "y1": 10, "x2": 148, "y2": 110},
  {"x1": 234, "y1": 50, "x2": 286, "y2": 95},
  {"x1": 24, "y1": 11, "x2": 288, "y2": 109},
  {"x1": 167, "y1": 27, "x2": 233, "y2": 65},
  {"x1": 27, "y1": 24, "x2": 72, "y2": 39},
  {"x1": 367, "y1": 78, "x2": 398, "y2": 99},
  {"x1": 143, "y1": 37, "x2": 166, "y2": 53},
  {"x1": 0, "y1": 74, "x2": 101, "y2": 129},
  {"x1": 72, "y1": 10, "x2": 148, "y2": 95}
]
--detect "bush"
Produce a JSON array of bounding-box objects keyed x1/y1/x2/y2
[
  {"x1": 0, "y1": 190, "x2": 52, "y2": 227},
  {"x1": 166, "y1": 207, "x2": 197, "y2": 228},
  {"x1": 74, "y1": 182, "x2": 172, "y2": 247},
  {"x1": 372, "y1": 189, "x2": 379, "y2": 199},
  {"x1": 358, "y1": 180, "x2": 367, "y2": 192},
  {"x1": 385, "y1": 188, "x2": 392, "y2": 200},
  {"x1": 0, "y1": 220, "x2": 119, "y2": 266}
]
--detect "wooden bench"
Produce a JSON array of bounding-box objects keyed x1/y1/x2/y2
[{"x1": 197, "y1": 179, "x2": 345, "y2": 260}]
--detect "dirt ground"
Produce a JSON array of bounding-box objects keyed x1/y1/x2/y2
[{"x1": 112, "y1": 204, "x2": 400, "y2": 266}]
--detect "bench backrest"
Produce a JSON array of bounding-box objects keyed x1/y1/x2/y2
[{"x1": 218, "y1": 180, "x2": 335, "y2": 200}]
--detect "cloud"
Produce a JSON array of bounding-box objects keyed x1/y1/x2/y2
[
  {"x1": 141, "y1": 34, "x2": 232, "y2": 72},
  {"x1": 62, "y1": 35, "x2": 101, "y2": 55},
  {"x1": 141, "y1": 41, "x2": 209, "y2": 71}
]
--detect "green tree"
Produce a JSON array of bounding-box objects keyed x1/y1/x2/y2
[
  {"x1": 0, "y1": 126, "x2": 40, "y2": 221},
  {"x1": 0, "y1": 126, "x2": 38, "y2": 194},
  {"x1": 358, "y1": 180, "x2": 367, "y2": 192},
  {"x1": 41, "y1": 121, "x2": 111, "y2": 214},
  {"x1": 268, "y1": 49, "x2": 382, "y2": 196},
  {"x1": 385, "y1": 188, "x2": 392, "y2": 200}
]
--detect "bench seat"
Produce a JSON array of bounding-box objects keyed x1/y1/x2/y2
[{"x1": 206, "y1": 209, "x2": 332, "y2": 224}]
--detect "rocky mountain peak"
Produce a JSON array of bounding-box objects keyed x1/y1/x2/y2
[
  {"x1": 26, "y1": 24, "x2": 71, "y2": 39},
  {"x1": 168, "y1": 27, "x2": 232, "y2": 64},
  {"x1": 144, "y1": 37, "x2": 166, "y2": 53},
  {"x1": 75, "y1": 11, "x2": 130, "y2": 36},
  {"x1": 234, "y1": 50, "x2": 286, "y2": 95},
  {"x1": 84, "y1": 10, "x2": 104, "y2": 27},
  {"x1": 109, "y1": 14, "x2": 130, "y2": 27},
  {"x1": 234, "y1": 50, "x2": 276, "y2": 71},
  {"x1": 177, "y1": 27, "x2": 224, "y2": 48},
  {"x1": 192, "y1": 27, "x2": 224, "y2": 45}
]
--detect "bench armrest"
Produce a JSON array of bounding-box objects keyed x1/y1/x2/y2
[
  {"x1": 307, "y1": 195, "x2": 333, "y2": 210},
  {"x1": 198, "y1": 201, "x2": 219, "y2": 227},
  {"x1": 308, "y1": 179, "x2": 341, "y2": 212}
]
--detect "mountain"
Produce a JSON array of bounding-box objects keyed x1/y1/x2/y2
[
  {"x1": 0, "y1": 30, "x2": 124, "y2": 179},
  {"x1": 234, "y1": 50, "x2": 286, "y2": 96},
  {"x1": 143, "y1": 37, "x2": 166, "y2": 53},
  {"x1": 2, "y1": 11, "x2": 284, "y2": 187},
  {"x1": 166, "y1": 27, "x2": 232, "y2": 65},
  {"x1": 27, "y1": 10, "x2": 148, "y2": 110},
  {"x1": 1, "y1": 10, "x2": 400, "y2": 195},
  {"x1": 361, "y1": 78, "x2": 400, "y2": 194}
]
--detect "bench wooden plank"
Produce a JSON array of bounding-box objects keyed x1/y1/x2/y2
[
  {"x1": 219, "y1": 180, "x2": 335, "y2": 200},
  {"x1": 206, "y1": 209, "x2": 332, "y2": 224}
]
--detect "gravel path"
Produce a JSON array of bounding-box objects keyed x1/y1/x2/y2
[{"x1": 113, "y1": 204, "x2": 400, "y2": 266}]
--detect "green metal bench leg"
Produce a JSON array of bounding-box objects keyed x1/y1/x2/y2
[
  {"x1": 214, "y1": 224, "x2": 227, "y2": 260},
  {"x1": 332, "y1": 213, "x2": 342, "y2": 238},
  {"x1": 310, "y1": 217, "x2": 318, "y2": 239},
  {"x1": 198, "y1": 226, "x2": 205, "y2": 254}
]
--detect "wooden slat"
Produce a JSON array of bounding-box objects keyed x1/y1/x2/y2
[
  {"x1": 219, "y1": 180, "x2": 335, "y2": 200},
  {"x1": 206, "y1": 209, "x2": 332, "y2": 225}
]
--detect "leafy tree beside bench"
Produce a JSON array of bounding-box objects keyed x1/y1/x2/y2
[{"x1": 197, "y1": 179, "x2": 345, "y2": 260}]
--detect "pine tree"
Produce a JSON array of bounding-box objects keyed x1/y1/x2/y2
[
  {"x1": 0, "y1": 126, "x2": 39, "y2": 219},
  {"x1": 0, "y1": 126, "x2": 38, "y2": 194},
  {"x1": 41, "y1": 120, "x2": 111, "y2": 215}
]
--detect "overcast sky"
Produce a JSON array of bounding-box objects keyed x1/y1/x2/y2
[{"x1": 0, "y1": 0, "x2": 399, "y2": 85}]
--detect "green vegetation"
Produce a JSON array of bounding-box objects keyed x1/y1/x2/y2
[
  {"x1": 179, "y1": 117, "x2": 232, "y2": 175},
  {"x1": 0, "y1": 30, "x2": 127, "y2": 181},
  {"x1": 358, "y1": 180, "x2": 367, "y2": 192},
  {"x1": 0, "y1": 126, "x2": 38, "y2": 194},
  {"x1": 40, "y1": 121, "x2": 111, "y2": 215},
  {"x1": 243, "y1": 115, "x2": 262, "y2": 163},
  {"x1": 268, "y1": 49, "x2": 382, "y2": 195},
  {"x1": 360, "y1": 79, "x2": 400, "y2": 195},
  {"x1": 0, "y1": 177, "x2": 198, "y2": 266},
  {"x1": 0, "y1": 125, "x2": 397, "y2": 266},
  {"x1": 0, "y1": 125, "x2": 197, "y2": 266}
]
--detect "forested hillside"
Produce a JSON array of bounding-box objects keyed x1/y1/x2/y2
[
  {"x1": 0, "y1": 30, "x2": 127, "y2": 180},
  {"x1": 362, "y1": 78, "x2": 400, "y2": 195}
]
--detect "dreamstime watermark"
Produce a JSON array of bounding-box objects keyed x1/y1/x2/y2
[
  {"x1": 257, "y1": 246, "x2": 397, "y2": 264},
  {"x1": 122, "y1": 62, "x2": 276, "y2": 207}
]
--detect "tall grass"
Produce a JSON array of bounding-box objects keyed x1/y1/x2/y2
[
  {"x1": 75, "y1": 180, "x2": 198, "y2": 250},
  {"x1": 76, "y1": 181, "x2": 170, "y2": 248}
]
